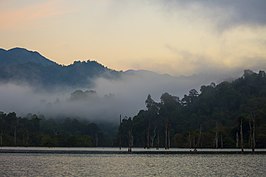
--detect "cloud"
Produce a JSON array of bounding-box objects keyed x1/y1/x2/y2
[
  {"x1": 157, "y1": 0, "x2": 266, "y2": 29},
  {"x1": 164, "y1": 44, "x2": 214, "y2": 74},
  {"x1": 0, "y1": 0, "x2": 68, "y2": 30},
  {"x1": 164, "y1": 43, "x2": 266, "y2": 78}
]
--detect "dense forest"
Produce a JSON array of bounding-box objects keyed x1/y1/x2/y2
[
  {"x1": 0, "y1": 70, "x2": 266, "y2": 148},
  {"x1": 0, "y1": 112, "x2": 116, "y2": 147},
  {"x1": 118, "y1": 70, "x2": 266, "y2": 149}
]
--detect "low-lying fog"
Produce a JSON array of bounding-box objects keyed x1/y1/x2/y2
[{"x1": 0, "y1": 70, "x2": 245, "y2": 122}]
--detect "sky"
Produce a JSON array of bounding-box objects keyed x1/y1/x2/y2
[{"x1": 1, "y1": 0, "x2": 266, "y2": 76}]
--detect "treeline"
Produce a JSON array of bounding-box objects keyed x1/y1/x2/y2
[
  {"x1": 118, "y1": 70, "x2": 266, "y2": 149},
  {"x1": 0, "y1": 112, "x2": 108, "y2": 147}
]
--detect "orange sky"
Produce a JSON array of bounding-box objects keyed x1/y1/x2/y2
[{"x1": 1, "y1": 0, "x2": 266, "y2": 75}]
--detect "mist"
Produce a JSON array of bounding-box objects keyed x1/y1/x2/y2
[
  {"x1": 0, "y1": 69, "x2": 247, "y2": 123},
  {"x1": 156, "y1": 0, "x2": 266, "y2": 29}
]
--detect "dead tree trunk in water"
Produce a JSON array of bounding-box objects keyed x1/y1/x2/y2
[
  {"x1": 128, "y1": 118, "x2": 133, "y2": 152},
  {"x1": 188, "y1": 132, "x2": 192, "y2": 149},
  {"x1": 193, "y1": 136, "x2": 197, "y2": 151},
  {"x1": 0, "y1": 130, "x2": 2, "y2": 146},
  {"x1": 119, "y1": 115, "x2": 122, "y2": 150},
  {"x1": 197, "y1": 125, "x2": 202, "y2": 148},
  {"x1": 22, "y1": 130, "x2": 29, "y2": 146},
  {"x1": 128, "y1": 129, "x2": 133, "y2": 152},
  {"x1": 164, "y1": 120, "x2": 170, "y2": 149},
  {"x1": 252, "y1": 118, "x2": 256, "y2": 153},
  {"x1": 146, "y1": 123, "x2": 150, "y2": 149},
  {"x1": 251, "y1": 113, "x2": 256, "y2": 153},
  {"x1": 156, "y1": 130, "x2": 160, "y2": 150},
  {"x1": 167, "y1": 128, "x2": 170, "y2": 149},
  {"x1": 240, "y1": 118, "x2": 244, "y2": 153},
  {"x1": 215, "y1": 122, "x2": 218, "y2": 149},
  {"x1": 220, "y1": 133, "x2": 223, "y2": 149},
  {"x1": 249, "y1": 119, "x2": 252, "y2": 148},
  {"x1": 26, "y1": 130, "x2": 29, "y2": 146},
  {"x1": 164, "y1": 120, "x2": 171, "y2": 149},
  {"x1": 14, "y1": 125, "x2": 17, "y2": 146},
  {"x1": 0, "y1": 120, "x2": 2, "y2": 146},
  {"x1": 95, "y1": 133, "x2": 99, "y2": 147},
  {"x1": 236, "y1": 131, "x2": 239, "y2": 148},
  {"x1": 151, "y1": 127, "x2": 157, "y2": 148}
]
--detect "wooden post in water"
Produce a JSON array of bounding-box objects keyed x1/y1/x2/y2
[{"x1": 240, "y1": 118, "x2": 244, "y2": 153}]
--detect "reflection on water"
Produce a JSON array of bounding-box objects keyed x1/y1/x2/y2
[{"x1": 0, "y1": 153, "x2": 265, "y2": 176}]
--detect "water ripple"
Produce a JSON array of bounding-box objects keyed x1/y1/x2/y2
[{"x1": 0, "y1": 154, "x2": 265, "y2": 177}]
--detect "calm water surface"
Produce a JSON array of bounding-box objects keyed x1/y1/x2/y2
[{"x1": 0, "y1": 153, "x2": 265, "y2": 177}]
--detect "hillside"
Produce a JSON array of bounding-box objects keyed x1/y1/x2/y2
[
  {"x1": 0, "y1": 48, "x2": 57, "y2": 66},
  {"x1": 118, "y1": 70, "x2": 266, "y2": 148},
  {"x1": 0, "y1": 48, "x2": 120, "y2": 89}
]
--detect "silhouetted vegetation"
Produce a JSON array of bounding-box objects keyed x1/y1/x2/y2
[
  {"x1": 0, "y1": 112, "x2": 111, "y2": 147},
  {"x1": 118, "y1": 70, "x2": 266, "y2": 149}
]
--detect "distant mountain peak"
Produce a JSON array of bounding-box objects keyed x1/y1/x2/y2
[
  {"x1": 8, "y1": 47, "x2": 30, "y2": 52},
  {"x1": 0, "y1": 47, "x2": 57, "y2": 66}
]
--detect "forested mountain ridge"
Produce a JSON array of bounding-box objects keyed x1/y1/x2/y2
[
  {"x1": 0, "y1": 47, "x2": 57, "y2": 66},
  {"x1": 0, "y1": 48, "x2": 121, "y2": 88},
  {"x1": 119, "y1": 70, "x2": 266, "y2": 149}
]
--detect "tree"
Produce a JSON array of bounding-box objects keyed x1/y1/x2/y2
[
  {"x1": 145, "y1": 94, "x2": 159, "y2": 148},
  {"x1": 117, "y1": 70, "x2": 266, "y2": 149}
]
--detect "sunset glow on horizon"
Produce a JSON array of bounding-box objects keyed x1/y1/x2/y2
[{"x1": 1, "y1": 0, "x2": 266, "y2": 75}]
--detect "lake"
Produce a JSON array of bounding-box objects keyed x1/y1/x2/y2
[{"x1": 0, "y1": 151, "x2": 265, "y2": 176}]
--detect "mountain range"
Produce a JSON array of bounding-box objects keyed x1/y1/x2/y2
[
  {"x1": 0, "y1": 47, "x2": 246, "y2": 97},
  {"x1": 0, "y1": 47, "x2": 218, "y2": 119},
  {"x1": 0, "y1": 47, "x2": 121, "y2": 89}
]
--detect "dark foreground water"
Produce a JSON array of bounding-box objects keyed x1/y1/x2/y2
[{"x1": 0, "y1": 153, "x2": 265, "y2": 177}]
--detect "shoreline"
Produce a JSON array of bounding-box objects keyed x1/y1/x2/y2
[{"x1": 1, "y1": 147, "x2": 266, "y2": 154}]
